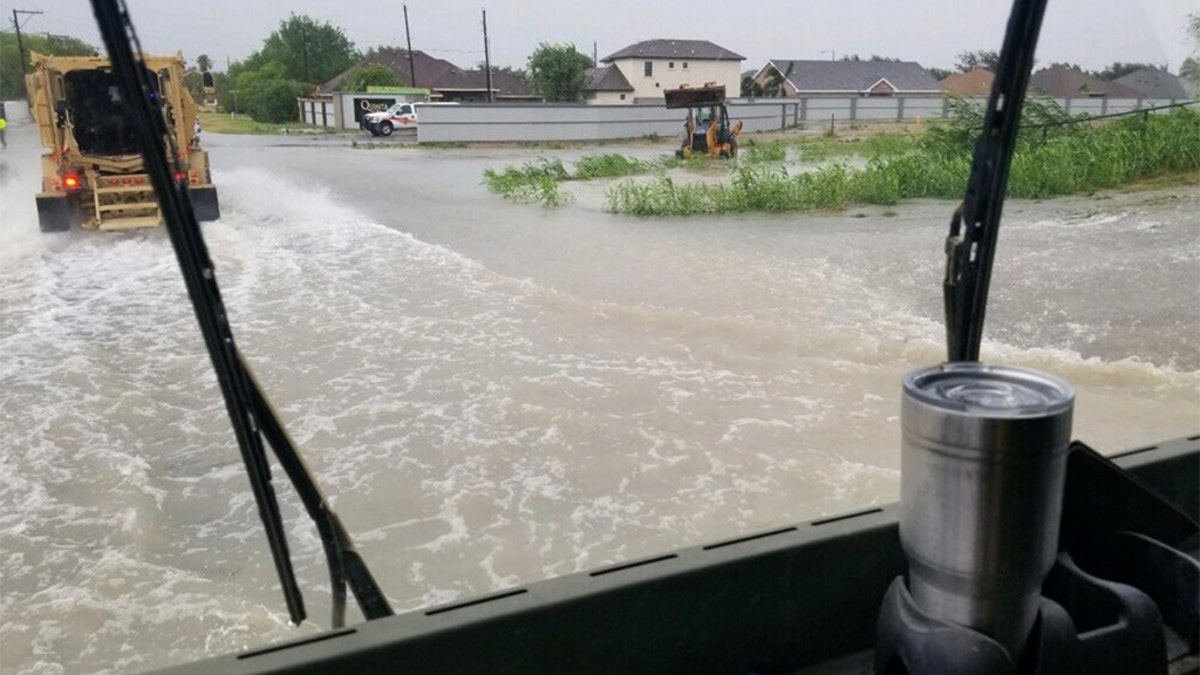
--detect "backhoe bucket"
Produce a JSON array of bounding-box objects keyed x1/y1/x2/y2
[{"x1": 664, "y1": 86, "x2": 727, "y2": 109}]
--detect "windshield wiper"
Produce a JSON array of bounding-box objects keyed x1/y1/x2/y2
[
  {"x1": 89, "y1": 0, "x2": 393, "y2": 628},
  {"x1": 944, "y1": 0, "x2": 1048, "y2": 361}
]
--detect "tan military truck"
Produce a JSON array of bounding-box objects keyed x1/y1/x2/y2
[{"x1": 26, "y1": 51, "x2": 219, "y2": 232}]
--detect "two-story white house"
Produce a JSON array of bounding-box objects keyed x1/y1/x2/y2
[{"x1": 585, "y1": 39, "x2": 744, "y2": 104}]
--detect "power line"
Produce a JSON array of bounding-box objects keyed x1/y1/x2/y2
[{"x1": 11, "y1": 8, "x2": 44, "y2": 97}]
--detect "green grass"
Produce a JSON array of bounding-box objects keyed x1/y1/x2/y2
[
  {"x1": 483, "y1": 158, "x2": 573, "y2": 207},
  {"x1": 483, "y1": 102, "x2": 1200, "y2": 215},
  {"x1": 572, "y1": 153, "x2": 680, "y2": 180},
  {"x1": 605, "y1": 106, "x2": 1200, "y2": 216},
  {"x1": 739, "y1": 138, "x2": 788, "y2": 163},
  {"x1": 197, "y1": 110, "x2": 334, "y2": 135},
  {"x1": 790, "y1": 131, "x2": 920, "y2": 162},
  {"x1": 483, "y1": 153, "x2": 680, "y2": 206}
]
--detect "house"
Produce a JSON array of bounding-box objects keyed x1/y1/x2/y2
[
  {"x1": 941, "y1": 69, "x2": 994, "y2": 97},
  {"x1": 1028, "y1": 65, "x2": 1139, "y2": 98},
  {"x1": 752, "y1": 60, "x2": 942, "y2": 97},
  {"x1": 1113, "y1": 67, "x2": 1189, "y2": 99},
  {"x1": 590, "y1": 39, "x2": 744, "y2": 103},
  {"x1": 583, "y1": 66, "x2": 634, "y2": 104},
  {"x1": 320, "y1": 48, "x2": 538, "y2": 102}
]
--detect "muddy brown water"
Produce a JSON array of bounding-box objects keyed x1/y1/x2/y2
[{"x1": 1, "y1": 128, "x2": 1196, "y2": 673}]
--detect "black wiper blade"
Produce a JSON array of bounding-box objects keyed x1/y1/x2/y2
[
  {"x1": 244, "y1": 363, "x2": 394, "y2": 624},
  {"x1": 944, "y1": 0, "x2": 1049, "y2": 362},
  {"x1": 89, "y1": 0, "x2": 393, "y2": 627}
]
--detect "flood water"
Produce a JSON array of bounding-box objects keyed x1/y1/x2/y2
[{"x1": 1, "y1": 127, "x2": 1197, "y2": 674}]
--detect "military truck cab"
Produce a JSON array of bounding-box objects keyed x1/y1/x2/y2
[{"x1": 27, "y1": 52, "x2": 219, "y2": 232}]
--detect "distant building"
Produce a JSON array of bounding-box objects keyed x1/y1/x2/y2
[
  {"x1": 941, "y1": 69, "x2": 994, "y2": 97},
  {"x1": 751, "y1": 60, "x2": 941, "y2": 97},
  {"x1": 589, "y1": 39, "x2": 745, "y2": 103},
  {"x1": 320, "y1": 48, "x2": 538, "y2": 103},
  {"x1": 583, "y1": 66, "x2": 635, "y2": 104},
  {"x1": 1028, "y1": 65, "x2": 1139, "y2": 98},
  {"x1": 1113, "y1": 67, "x2": 1190, "y2": 99}
]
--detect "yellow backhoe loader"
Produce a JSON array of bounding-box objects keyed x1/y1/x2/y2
[{"x1": 666, "y1": 83, "x2": 743, "y2": 159}]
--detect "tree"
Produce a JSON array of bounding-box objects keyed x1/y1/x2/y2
[
  {"x1": 1093, "y1": 62, "x2": 1157, "y2": 80},
  {"x1": 1182, "y1": 58, "x2": 1200, "y2": 83},
  {"x1": 256, "y1": 13, "x2": 359, "y2": 85},
  {"x1": 1, "y1": 31, "x2": 96, "y2": 99},
  {"x1": 526, "y1": 42, "x2": 592, "y2": 102},
  {"x1": 741, "y1": 75, "x2": 763, "y2": 98},
  {"x1": 476, "y1": 62, "x2": 528, "y2": 84},
  {"x1": 226, "y1": 61, "x2": 308, "y2": 122},
  {"x1": 956, "y1": 49, "x2": 1000, "y2": 72},
  {"x1": 342, "y1": 63, "x2": 401, "y2": 91},
  {"x1": 927, "y1": 67, "x2": 953, "y2": 81},
  {"x1": 184, "y1": 69, "x2": 205, "y2": 103},
  {"x1": 761, "y1": 65, "x2": 788, "y2": 97},
  {"x1": 197, "y1": 54, "x2": 212, "y2": 73},
  {"x1": 1182, "y1": 13, "x2": 1200, "y2": 84}
]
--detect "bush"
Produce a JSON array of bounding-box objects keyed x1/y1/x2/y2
[{"x1": 244, "y1": 79, "x2": 308, "y2": 123}]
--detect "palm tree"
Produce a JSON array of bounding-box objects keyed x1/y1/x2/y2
[{"x1": 1181, "y1": 57, "x2": 1200, "y2": 84}]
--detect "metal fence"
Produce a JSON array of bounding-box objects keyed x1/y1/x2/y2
[
  {"x1": 297, "y1": 98, "x2": 336, "y2": 128},
  {"x1": 414, "y1": 96, "x2": 1193, "y2": 144}
]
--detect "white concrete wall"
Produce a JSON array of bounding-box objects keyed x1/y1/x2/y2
[
  {"x1": 587, "y1": 91, "x2": 631, "y2": 105},
  {"x1": 1, "y1": 100, "x2": 32, "y2": 123},
  {"x1": 418, "y1": 100, "x2": 797, "y2": 143},
  {"x1": 611, "y1": 58, "x2": 743, "y2": 101},
  {"x1": 414, "y1": 97, "x2": 1189, "y2": 143}
]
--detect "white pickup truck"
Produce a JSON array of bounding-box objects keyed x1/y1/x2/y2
[{"x1": 361, "y1": 102, "x2": 417, "y2": 137}]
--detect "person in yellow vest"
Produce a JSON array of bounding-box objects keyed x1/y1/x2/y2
[{"x1": 0, "y1": 114, "x2": 7, "y2": 149}]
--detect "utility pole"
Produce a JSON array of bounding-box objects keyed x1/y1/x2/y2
[
  {"x1": 593, "y1": 42, "x2": 597, "y2": 68},
  {"x1": 403, "y1": 4, "x2": 417, "y2": 88},
  {"x1": 11, "y1": 8, "x2": 44, "y2": 95},
  {"x1": 482, "y1": 9, "x2": 493, "y2": 103},
  {"x1": 299, "y1": 22, "x2": 310, "y2": 83},
  {"x1": 477, "y1": 7, "x2": 492, "y2": 103}
]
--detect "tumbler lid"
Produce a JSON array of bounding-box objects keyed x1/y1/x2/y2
[{"x1": 903, "y1": 362, "x2": 1074, "y2": 418}]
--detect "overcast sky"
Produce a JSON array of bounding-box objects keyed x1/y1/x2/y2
[{"x1": 12, "y1": 0, "x2": 1198, "y2": 76}]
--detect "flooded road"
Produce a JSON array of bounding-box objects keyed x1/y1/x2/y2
[{"x1": 1, "y1": 128, "x2": 1197, "y2": 673}]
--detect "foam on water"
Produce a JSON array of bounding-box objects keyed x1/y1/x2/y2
[{"x1": 1, "y1": 161, "x2": 1196, "y2": 673}]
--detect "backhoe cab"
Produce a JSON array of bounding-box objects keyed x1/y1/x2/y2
[
  {"x1": 26, "y1": 52, "x2": 219, "y2": 232},
  {"x1": 665, "y1": 83, "x2": 743, "y2": 159}
]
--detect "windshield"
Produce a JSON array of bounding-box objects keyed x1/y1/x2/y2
[{"x1": 1, "y1": 2, "x2": 1197, "y2": 673}]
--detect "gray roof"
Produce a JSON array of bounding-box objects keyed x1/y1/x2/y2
[
  {"x1": 1114, "y1": 68, "x2": 1189, "y2": 99},
  {"x1": 766, "y1": 60, "x2": 941, "y2": 93},
  {"x1": 320, "y1": 48, "x2": 534, "y2": 97},
  {"x1": 602, "y1": 39, "x2": 744, "y2": 63},
  {"x1": 1029, "y1": 65, "x2": 1140, "y2": 97},
  {"x1": 583, "y1": 65, "x2": 634, "y2": 92}
]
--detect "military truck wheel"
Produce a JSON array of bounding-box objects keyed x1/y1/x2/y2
[
  {"x1": 191, "y1": 186, "x2": 221, "y2": 222},
  {"x1": 379, "y1": 121, "x2": 394, "y2": 137},
  {"x1": 36, "y1": 195, "x2": 75, "y2": 233}
]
